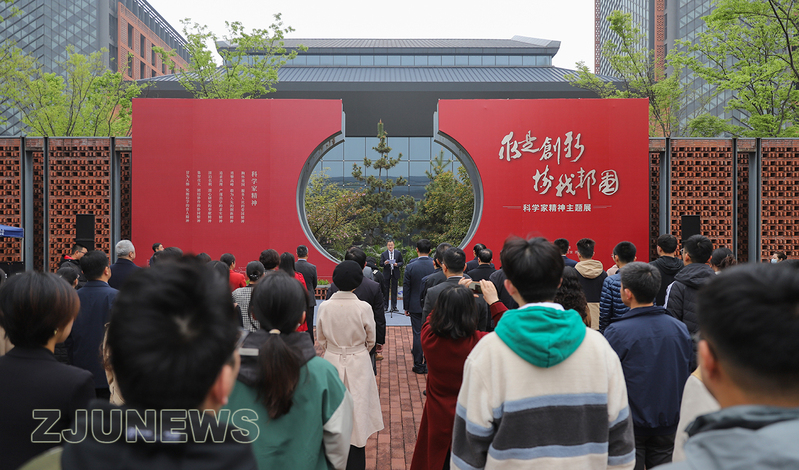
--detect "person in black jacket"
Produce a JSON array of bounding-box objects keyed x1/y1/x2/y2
[
  {"x1": 403, "y1": 239, "x2": 436, "y2": 374},
  {"x1": 295, "y1": 245, "x2": 318, "y2": 342},
  {"x1": 59, "y1": 258, "x2": 258, "y2": 470},
  {"x1": 665, "y1": 234, "x2": 714, "y2": 371},
  {"x1": 650, "y1": 234, "x2": 684, "y2": 306},
  {"x1": 605, "y1": 262, "x2": 692, "y2": 470}
]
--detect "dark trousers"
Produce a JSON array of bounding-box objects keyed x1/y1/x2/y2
[
  {"x1": 346, "y1": 445, "x2": 365, "y2": 470},
  {"x1": 634, "y1": 433, "x2": 675, "y2": 470},
  {"x1": 383, "y1": 275, "x2": 398, "y2": 310},
  {"x1": 306, "y1": 305, "x2": 315, "y2": 343},
  {"x1": 409, "y1": 311, "x2": 425, "y2": 369}
]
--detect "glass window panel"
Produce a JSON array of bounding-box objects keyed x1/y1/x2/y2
[
  {"x1": 442, "y1": 55, "x2": 455, "y2": 66},
  {"x1": 333, "y1": 55, "x2": 346, "y2": 65},
  {"x1": 409, "y1": 161, "x2": 432, "y2": 183},
  {"x1": 346, "y1": 55, "x2": 360, "y2": 66},
  {"x1": 305, "y1": 55, "x2": 320, "y2": 65},
  {"x1": 455, "y1": 55, "x2": 468, "y2": 66},
  {"x1": 401, "y1": 55, "x2": 414, "y2": 66},
  {"x1": 374, "y1": 55, "x2": 387, "y2": 66},
  {"x1": 482, "y1": 56, "x2": 495, "y2": 66},
  {"x1": 523, "y1": 56, "x2": 536, "y2": 66},
  {"x1": 469, "y1": 55, "x2": 482, "y2": 65},
  {"x1": 318, "y1": 161, "x2": 344, "y2": 182},
  {"x1": 388, "y1": 137, "x2": 409, "y2": 160},
  {"x1": 392, "y1": 185, "x2": 410, "y2": 198},
  {"x1": 319, "y1": 55, "x2": 334, "y2": 65},
  {"x1": 509, "y1": 55, "x2": 523, "y2": 65},
  {"x1": 344, "y1": 138, "x2": 366, "y2": 160},
  {"x1": 361, "y1": 55, "x2": 374, "y2": 66},
  {"x1": 414, "y1": 55, "x2": 428, "y2": 66},
  {"x1": 428, "y1": 55, "x2": 441, "y2": 66},
  {"x1": 365, "y1": 137, "x2": 380, "y2": 155},
  {"x1": 387, "y1": 55, "x2": 401, "y2": 66},
  {"x1": 409, "y1": 137, "x2": 430, "y2": 160}
]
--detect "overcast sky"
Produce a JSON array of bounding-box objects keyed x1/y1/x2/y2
[{"x1": 146, "y1": 0, "x2": 595, "y2": 71}]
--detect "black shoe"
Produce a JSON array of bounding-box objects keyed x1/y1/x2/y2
[
  {"x1": 412, "y1": 366, "x2": 428, "y2": 374},
  {"x1": 390, "y1": 307, "x2": 399, "y2": 313},
  {"x1": 422, "y1": 390, "x2": 426, "y2": 396}
]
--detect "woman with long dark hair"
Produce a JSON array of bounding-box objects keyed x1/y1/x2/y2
[
  {"x1": 555, "y1": 266, "x2": 591, "y2": 327},
  {"x1": 410, "y1": 284, "x2": 500, "y2": 470},
  {"x1": 224, "y1": 271, "x2": 353, "y2": 470},
  {"x1": 0, "y1": 272, "x2": 94, "y2": 470}
]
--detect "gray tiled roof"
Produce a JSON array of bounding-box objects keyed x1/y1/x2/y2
[
  {"x1": 277, "y1": 37, "x2": 560, "y2": 49},
  {"x1": 141, "y1": 66, "x2": 615, "y2": 84}
]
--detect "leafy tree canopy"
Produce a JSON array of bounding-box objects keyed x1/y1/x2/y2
[
  {"x1": 0, "y1": 46, "x2": 143, "y2": 136},
  {"x1": 155, "y1": 14, "x2": 305, "y2": 99}
]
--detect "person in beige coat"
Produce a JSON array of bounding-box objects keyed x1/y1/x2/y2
[{"x1": 317, "y1": 260, "x2": 384, "y2": 470}]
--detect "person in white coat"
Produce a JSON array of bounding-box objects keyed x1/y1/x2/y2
[{"x1": 317, "y1": 260, "x2": 384, "y2": 470}]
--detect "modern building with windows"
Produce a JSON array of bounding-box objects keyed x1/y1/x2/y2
[
  {"x1": 143, "y1": 36, "x2": 612, "y2": 201},
  {"x1": 0, "y1": 0, "x2": 189, "y2": 135},
  {"x1": 594, "y1": 0, "x2": 738, "y2": 133}
]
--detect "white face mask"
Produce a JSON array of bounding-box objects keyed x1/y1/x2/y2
[{"x1": 771, "y1": 258, "x2": 779, "y2": 264}]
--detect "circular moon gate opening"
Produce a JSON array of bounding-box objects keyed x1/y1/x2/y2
[{"x1": 297, "y1": 133, "x2": 483, "y2": 263}]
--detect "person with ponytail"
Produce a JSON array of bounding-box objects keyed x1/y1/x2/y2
[
  {"x1": 317, "y1": 261, "x2": 384, "y2": 470},
  {"x1": 224, "y1": 271, "x2": 353, "y2": 470}
]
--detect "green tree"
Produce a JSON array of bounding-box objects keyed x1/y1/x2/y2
[
  {"x1": 674, "y1": 0, "x2": 799, "y2": 137},
  {"x1": 304, "y1": 171, "x2": 366, "y2": 259},
  {"x1": 155, "y1": 15, "x2": 304, "y2": 99},
  {"x1": 568, "y1": 11, "x2": 687, "y2": 136},
  {"x1": 0, "y1": 46, "x2": 143, "y2": 136},
  {"x1": 409, "y1": 152, "x2": 474, "y2": 248},
  {"x1": 351, "y1": 121, "x2": 415, "y2": 245}
]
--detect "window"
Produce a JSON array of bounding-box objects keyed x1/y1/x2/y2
[
  {"x1": 151, "y1": 49, "x2": 156, "y2": 65},
  {"x1": 127, "y1": 54, "x2": 133, "y2": 77},
  {"x1": 162, "y1": 63, "x2": 166, "y2": 74},
  {"x1": 140, "y1": 61, "x2": 145, "y2": 79},
  {"x1": 151, "y1": 69, "x2": 156, "y2": 78},
  {"x1": 140, "y1": 34, "x2": 145, "y2": 57},
  {"x1": 127, "y1": 24, "x2": 133, "y2": 48}
]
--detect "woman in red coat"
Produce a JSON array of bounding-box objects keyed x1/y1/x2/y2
[{"x1": 410, "y1": 281, "x2": 506, "y2": 470}]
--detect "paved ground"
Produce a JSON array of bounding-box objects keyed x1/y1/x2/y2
[{"x1": 318, "y1": 325, "x2": 425, "y2": 470}]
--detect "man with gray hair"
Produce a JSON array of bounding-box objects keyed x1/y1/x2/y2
[{"x1": 109, "y1": 240, "x2": 140, "y2": 290}]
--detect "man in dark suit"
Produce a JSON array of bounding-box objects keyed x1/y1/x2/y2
[
  {"x1": 68, "y1": 250, "x2": 118, "y2": 398},
  {"x1": 108, "y1": 240, "x2": 140, "y2": 290},
  {"x1": 295, "y1": 245, "x2": 318, "y2": 342},
  {"x1": 380, "y1": 240, "x2": 403, "y2": 312},
  {"x1": 422, "y1": 247, "x2": 490, "y2": 332},
  {"x1": 403, "y1": 239, "x2": 436, "y2": 374},
  {"x1": 327, "y1": 247, "x2": 385, "y2": 374},
  {"x1": 554, "y1": 238, "x2": 578, "y2": 267},
  {"x1": 464, "y1": 243, "x2": 494, "y2": 273},
  {"x1": 467, "y1": 248, "x2": 496, "y2": 281}
]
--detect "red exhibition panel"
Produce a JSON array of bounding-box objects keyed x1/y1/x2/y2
[
  {"x1": 438, "y1": 99, "x2": 651, "y2": 263},
  {"x1": 131, "y1": 99, "x2": 342, "y2": 275}
]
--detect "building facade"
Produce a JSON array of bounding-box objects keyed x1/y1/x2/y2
[
  {"x1": 594, "y1": 0, "x2": 737, "y2": 133},
  {"x1": 0, "y1": 0, "x2": 189, "y2": 135}
]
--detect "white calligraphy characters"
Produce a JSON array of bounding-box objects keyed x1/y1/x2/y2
[
  {"x1": 499, "y1": 130, "x2": 619, "y2": 200},
  {"x1": 184, "y1": 169, "x2": 256, "y2": 224}
]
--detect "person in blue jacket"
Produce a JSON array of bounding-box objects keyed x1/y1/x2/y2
[{"x1": 604, "y1": 262, "x2": 692, "y2": 470}]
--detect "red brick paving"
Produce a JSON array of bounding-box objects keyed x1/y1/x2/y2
[{"x1": 370, "y1": 326, "x2": 425, "y2": 470}]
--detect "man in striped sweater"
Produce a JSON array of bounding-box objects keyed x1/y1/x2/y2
[{"x1": 452, "y1": 237, "x2": 635, "y2": 470}]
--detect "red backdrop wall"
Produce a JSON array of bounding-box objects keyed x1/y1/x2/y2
[
  {"x1": 439, "y1": 99, "x2": 651, "y2": 264},
  {"x1": 132, "y1": 98, "x2": 650, "y2": 278},
  {"x1": 132, "y1": 99, "x2": 343, "y2": 274}
]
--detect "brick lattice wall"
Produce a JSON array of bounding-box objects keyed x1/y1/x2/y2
[
  {"x1": 0, "y1": 140, "x2": 22, "y2": 260},
  {"x1": 761, "y1": 141, "x2": 799, "y2": 262}
]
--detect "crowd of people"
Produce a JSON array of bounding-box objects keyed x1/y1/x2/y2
[{"x1": 0, "y1": 234, "x2": 798, "y2": 470}]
